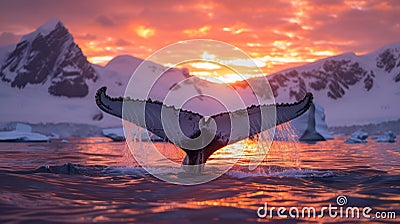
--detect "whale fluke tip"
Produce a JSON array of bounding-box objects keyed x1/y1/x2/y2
[{"x1": 95, "y1": 86, "x2": 123, "y2": 118}]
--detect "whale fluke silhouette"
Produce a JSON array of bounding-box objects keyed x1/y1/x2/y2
[{"x1": 96, "y1": 87, "x2": 313, "y2": 165}]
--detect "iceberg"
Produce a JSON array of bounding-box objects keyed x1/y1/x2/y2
[
  {"x1": 375, "y1": 131, "x2": 396, "y2": 143},
  {"x1": 0, "y1": 123, "x2": 50, "y2": 142},
  {"x1": 102, "y1": 127, "x2": 163, "y2": 142},
  {"x1": 345, "y1": 130, "x2": 368, "y2": 144},
  {"x1": 350, "y1": 130, "x2": 368, "y2": 140},
  {"x1": 102, "y1": 128, "x2": 125, "y2": 141},
  {"x1": 344, "y1": 137, "x2": 367, "y2": 144},
  {"x1": 289, "y1": 103, "x2": 333, "y2": 141}
]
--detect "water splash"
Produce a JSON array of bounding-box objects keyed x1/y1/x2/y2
[
  {"x1": 124, "y1": 122, "x2": 302, "y2": 177},
  {"x1": 267, "y1": 122, "x2": 301, "y2": 169},
  {"x1": 124, "y1": 124, "x2": 187, "y2": 170},
  {"x1": 225, "y1": 122, "x2": 302, "y2": 176},
  {"x1": 222, "y1": 122, "x2": 337, "y2": 179}
]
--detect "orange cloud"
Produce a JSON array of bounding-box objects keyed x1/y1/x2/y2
[
  {"x1": 135, "y1": 25, "x2": 156, "y2": 39},
  {"x1": 184, "y1": 25, "x2": 211, "y2": 37}
]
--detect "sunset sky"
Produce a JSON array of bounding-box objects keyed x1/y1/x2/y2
[{"x1": 0, "y1": 0, "x2": 399, "y2": 75}]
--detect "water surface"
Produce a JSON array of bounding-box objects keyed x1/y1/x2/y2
[{"x1": 0, "y1": 137, "x2": 398, "y2": 223}]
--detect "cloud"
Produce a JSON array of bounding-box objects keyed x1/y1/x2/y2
[
  {"x1": 0, "y1": 0, "x2": 398, "y2": 73},
  {"x1": 184, "y1": 26, "x2": 211, "y2": 37},
  {"x1": 115, "y1": 38, "x2": 131, "y2": 46},
  {"x1": 95, "y1": 15, "x2": 115, "y2": 27},
  {"x1": 305, "y1": 5, "x2": 400, "y2": 51},
  {"x1": 0, "y1": 32, "x2": 20, "y2": 45},
  {"x1": 76, "y1": 33, "x2": 97, "y2": 40},
  {"x1": 135, "y1": 25, "x2": 155, "y2": 39}
]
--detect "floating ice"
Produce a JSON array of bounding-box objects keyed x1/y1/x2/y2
[
  {"x1": 0, "y1": 123, "x2": 49, "y2": 142},
  {"x1": 345, "y1": 130, "x2": 368, "y2": 143},
  {"x1": 102, "y1": 127, "x2": 162, "y2": 142},
  {"x1": 375, "y1": 131, "x2": 396, "y2": 143}
]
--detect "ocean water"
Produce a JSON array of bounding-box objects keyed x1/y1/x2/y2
[{"x1": 0, "y1": 137, "x2": 398, "y2": 223}]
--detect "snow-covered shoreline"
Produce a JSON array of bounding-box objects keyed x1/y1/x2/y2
[
  {"x1": 1, "y1": 119, "x2": 398, "y2": 139},
  {"x1": 0, "y1": 123, "x2": 49, "y2": 142},
  {"x1": 0, "y1": 122, "x2": 106, "y2": 138},
  {"x1": 328, "y1": 119, "x2": 400, "y2": 136}
]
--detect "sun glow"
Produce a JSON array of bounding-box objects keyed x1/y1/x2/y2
[
  {"x1": 88, "y1": 56, "x2": 114, "y2": 65},
  {"x1": 190, "y1": 62, "x2": 221, "y2": 70},
  {"x1": 191, "y1": 72, "x2": 251, "y2": 83},
  {"x1": 183, "y1": 60, "x2": 256, "y2": 83},
  {"x1": 135, "y1": 25, "x2": 156, "y2": 39}
]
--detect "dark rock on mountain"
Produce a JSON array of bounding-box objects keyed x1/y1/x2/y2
[
  {"x1": 376, "y1": 48, "x2": 398, "y2": 73},
  {"x1": 269, "y1": 59, "x2": 368, "y2": 100}
]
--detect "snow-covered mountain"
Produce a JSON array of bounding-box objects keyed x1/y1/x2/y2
[
  {"x1": 266, "y1": 43, "x2": 400, "y2": 126},
  {"x1": 0, "y1": 19, "x2": 97, "y2": 97},
  {"x1": 0, "y1": 19, "x2": 188, "y2": 127},
  {"x1": 0, "y1": 20, "x2": 132, "y2": 127}
]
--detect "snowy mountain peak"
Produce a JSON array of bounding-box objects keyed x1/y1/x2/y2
[
  {"x1": 106, "y1": 55, "x2": 143, "y2": 66},
  {"x1": 329, "y1": 51, "x2": 357, "y2": 60},
  {"x1": 21, "y1": 19, "x2": 63, "y2": 42},
  {"x1": 38, "y1": 18, "x2": 62, "y2": 31},
  {"x1": 105, "y1": 55, "x2": 144, "y2": 75},
  {"x1": 376, "y1": 42, "x2": 400, "y2": 52},
  {"x1": 0, "y1": 19, "x2": 97, "y2": 97}
]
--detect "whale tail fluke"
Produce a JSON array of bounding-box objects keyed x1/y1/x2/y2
[{"x1": 95, "y1": 86, "x2": 314, "y2": 166}]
